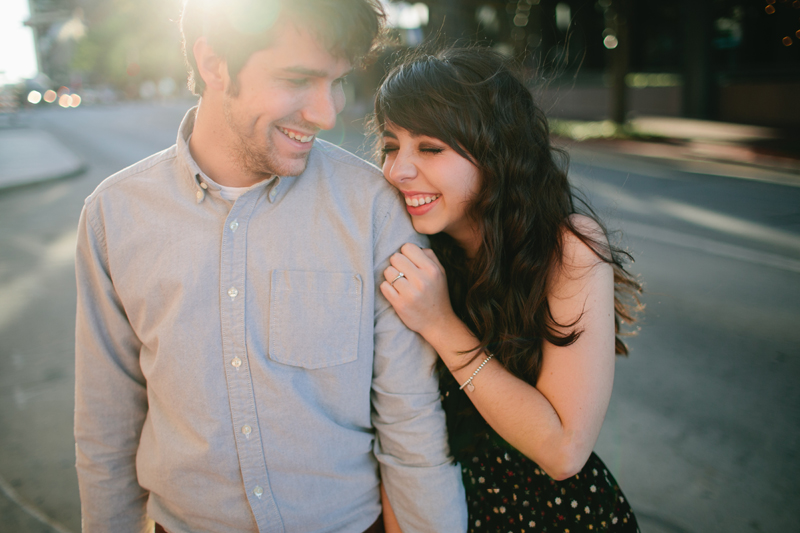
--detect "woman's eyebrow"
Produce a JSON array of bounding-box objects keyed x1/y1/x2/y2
[{"x1": 381, "y1": 130, "x2": 397, "y2": 139}]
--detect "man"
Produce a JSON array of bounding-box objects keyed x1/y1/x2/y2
[{"x1": 73, "y1": 0, "x2": 467, "y2": 531}]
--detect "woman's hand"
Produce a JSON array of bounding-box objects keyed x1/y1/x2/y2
[{"x1": 380, "y1": 243, "x2": 455, "y2": 339}]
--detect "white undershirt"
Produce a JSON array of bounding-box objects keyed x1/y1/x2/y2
[{"x1": 216, "y1": 183, "x2": 251, "y2": 202}]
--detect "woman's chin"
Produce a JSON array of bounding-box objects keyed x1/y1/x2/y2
[{"x1": 411, "y1": 221, "x2": 439, "y2": 236}]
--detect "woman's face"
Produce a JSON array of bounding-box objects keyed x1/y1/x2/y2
[{"x1": 381, "y1": 124, "x2": 482, "y2": 254}]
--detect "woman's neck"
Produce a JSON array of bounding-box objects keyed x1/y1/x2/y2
[{"x1": 450, "y1": 226, "x2": 482, "y2": 260}]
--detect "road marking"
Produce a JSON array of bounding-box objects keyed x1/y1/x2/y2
[
  {"x1": 569, "y1": 146, "x2": 800, "y2": 188},
  {"x1": 622, "y1": 221, "x2": 800, "y2": 274},
  {"x1": 0, "y1": 474, "x2": 74, "y2": 533},
  {"x1": 653, "y1": 198, "x2": 800, "y2": 252},
  {"x1": 571, "y1": 175, "x2": 800, "y2": 258}
]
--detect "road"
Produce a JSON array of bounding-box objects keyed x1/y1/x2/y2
[{"x1": 0, "y1": 101, "x2": 798, "y2": 533}]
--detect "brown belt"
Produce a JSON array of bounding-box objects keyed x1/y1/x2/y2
[{"x1": 155, "y1": 514, "x2": 384, "y2": 533}]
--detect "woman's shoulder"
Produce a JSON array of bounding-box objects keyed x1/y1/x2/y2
[
  {"x1": 548, "y1": 214, "x2": 613, "y2": 296},
  {"x1": 559, "y1": 214, "x2": 609, "y2": 268}
]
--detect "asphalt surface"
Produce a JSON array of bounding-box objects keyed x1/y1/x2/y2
[{"x1": 0, "y1": 100, "x2": 798, "y2": 533}]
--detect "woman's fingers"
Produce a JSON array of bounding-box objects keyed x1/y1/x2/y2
[
  {"x1": 421, "y1": 247, "x2": 444, "y2": 270},
  {"x1": 400, "y1": 242, "x2": 435, "y2": 269},
  {"x1": 389, "y1": 251, "x2": 418, "y2": 281},
  {"x1": 383, "y1": 244, "x2": 445, "y2": 296},
  {"x1": 381, "y1": 245, "x2": 454, "y2": 336},
  {"x1": 383, "y1": 265, "x2": 405, "y2": 290}
]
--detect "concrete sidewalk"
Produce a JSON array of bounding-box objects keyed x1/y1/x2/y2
[
  {"x1": 0, "y1": 127, "x2": 86, "y2": 191},
  {"x1": 553, "y1": 115, "x2": 800, "y2": 187}
]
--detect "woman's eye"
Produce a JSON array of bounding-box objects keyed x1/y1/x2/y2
[
  {"x1": 420, "y1": 147, "x2": 444, "y2": 154},
  {"x1": 381, "y1": 146, "x2": 398, "y2": 154}
]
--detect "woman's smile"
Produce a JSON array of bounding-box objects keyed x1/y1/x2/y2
[
  {"x1": 381, "y1": 125, "x2": 481, "y2": 252},
  {"x1": 403, "y1": 192, "x2": 442, "y2": 215}
]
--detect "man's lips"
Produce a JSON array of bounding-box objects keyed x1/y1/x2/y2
[{"x1": 278, "y1": 126, "x2": 315, "y2": 143}]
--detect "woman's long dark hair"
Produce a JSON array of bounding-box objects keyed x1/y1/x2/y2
[{"x1": 371, "y1": 46, "x2": 642, "y2": 385}]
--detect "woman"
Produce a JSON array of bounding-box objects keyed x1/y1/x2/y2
[{"x1": 372, "y1": 47, "x2": 642, "y2": 532}]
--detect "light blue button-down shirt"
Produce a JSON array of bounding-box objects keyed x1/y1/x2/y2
[{"x1": 74, "y1": 108, "x2": 467, "y2": 533}]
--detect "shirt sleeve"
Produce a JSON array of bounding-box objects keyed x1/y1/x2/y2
[
  {"x1": 74, "y1": 200, "x2": 150, "y2": 533},
  {"x1": 371, "y1": 189, "x2": 468, "y2": 532}
]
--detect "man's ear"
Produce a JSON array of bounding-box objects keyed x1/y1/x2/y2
[{"x1": 193, "y1": 37, "x2": 227, "y2": 92}]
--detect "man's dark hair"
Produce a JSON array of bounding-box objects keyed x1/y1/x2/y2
[{"x1": 180, "y1": 0, "x2": 386, "y2": 95}]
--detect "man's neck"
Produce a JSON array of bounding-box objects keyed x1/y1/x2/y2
[{"x1": 189, "y1": 99, "x2": 267, "y2": 188}]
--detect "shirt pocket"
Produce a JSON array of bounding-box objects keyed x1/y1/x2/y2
[{"x1": 269, "y1": 270, "x2": 362, "y2": 369}]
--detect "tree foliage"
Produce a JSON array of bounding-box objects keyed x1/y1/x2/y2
[{"x1": 72, "y1": 0, "x2": 186, "y2": 90}]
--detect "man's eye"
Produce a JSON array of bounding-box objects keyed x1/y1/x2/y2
[{"x1": 287, "y1": 78, "x2": 309, "y2": 86}]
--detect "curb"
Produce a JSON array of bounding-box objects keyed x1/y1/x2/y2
[{"x1": 0, "y1": 128, "x2": 87, "y2": 192}]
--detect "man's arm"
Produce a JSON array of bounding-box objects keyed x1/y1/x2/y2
[
  {"x1": 74, "y1": 202, "x2": 149, "y2": 532},
  {"x1": 371, "y1": 190, "x2": 467, "y2": 532}
]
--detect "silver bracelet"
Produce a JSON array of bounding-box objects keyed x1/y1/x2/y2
[{"x1": 459, "y1": 353, "x2": 494, "y2": 392}]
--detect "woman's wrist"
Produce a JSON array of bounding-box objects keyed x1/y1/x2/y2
[
  {"x1": 420, "y1": 313, "x2": 483, "y2": 372},
  {"x1": 417, "y1": 308, "x2": 458, "y2": 345}
]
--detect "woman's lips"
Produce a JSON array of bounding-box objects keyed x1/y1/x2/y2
[{"x1": 405, "y1": 194, "x2": 441, "y2": 216}]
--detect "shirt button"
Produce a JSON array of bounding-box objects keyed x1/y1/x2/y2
[
  {"x1": 253, "y1": 485, "x2": 263, "y2": 498},
  {"x1": 229, "y1": 220, "x2": 239, "y2": 232},
  {"x1": 200, "y1": 182, "x2": 208, "y2": 190},
  {"x1": 231, "y1": 357, "x2": 242, "y2": 368},
  {"x1": 228, "y1": 287, "x2": 238, "y2": 299},
  {"x1": 196, "y1": 190, "x2": 204, "y2": 201},
  {"x1": 242, "y1": 424, "x2": 251, "y2": 436}
]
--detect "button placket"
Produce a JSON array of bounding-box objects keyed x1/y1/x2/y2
[{"x1": 219, "y1": 191, "x2": 282, "y2": 529}]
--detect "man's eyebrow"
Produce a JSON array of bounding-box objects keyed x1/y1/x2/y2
[{"x1": 281, "y1": 66, "x2": 354, "y2": 78}]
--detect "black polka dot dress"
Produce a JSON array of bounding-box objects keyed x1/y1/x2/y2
[{"x1": 441, "y1": 373, "x2": 639, "y2": 533}]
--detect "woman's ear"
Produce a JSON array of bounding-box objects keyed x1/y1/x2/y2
[{"x1": 192, "y1": 37, "x2": 227, "y2": 93}]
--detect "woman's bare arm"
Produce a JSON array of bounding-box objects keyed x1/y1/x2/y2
[
  {"x1": 379, "y1": 218, "x2": 616, "y2": 479},
  {"x1": 381, "y1": 483, "x2": 402, "y2": 533}
]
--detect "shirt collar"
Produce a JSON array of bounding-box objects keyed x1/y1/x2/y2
[{"x1": 176, "y1": 106, "x2": 284, "y2": 204}]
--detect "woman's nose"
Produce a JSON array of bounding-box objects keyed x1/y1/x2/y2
[{"x1": 385, "y1": 152, "x2": 416, "y2": 184}]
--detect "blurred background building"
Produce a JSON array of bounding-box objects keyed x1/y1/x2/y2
[
  {"x1": 22, "y1": 0, "x2": 187, "y2": 102},
  {"x1": 18, "y1": 0, "x2": 800, "y2": 127},
  {"x1": 407, "y1": 0, "x2": 800, "y2": 128}
]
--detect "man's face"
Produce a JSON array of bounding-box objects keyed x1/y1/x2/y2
[{"x1": 221, "y1": 22, "x2": 352, "y2": 177}]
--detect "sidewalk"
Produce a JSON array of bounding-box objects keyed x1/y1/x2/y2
[
  {"x1": 0, "y1": 126, "x2": 85, "y2": 191},
  {"x1": 552, "y1": 116, "x2": 800, "y2": 187}
]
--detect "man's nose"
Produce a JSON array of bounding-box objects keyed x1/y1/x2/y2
[{"x1": 303, "y1": 85, "x2": 343, "y2": 131}]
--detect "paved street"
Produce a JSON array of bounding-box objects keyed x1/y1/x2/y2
[{"x1": 0, "y1": 101, "x2": 798, "y2": 532}]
